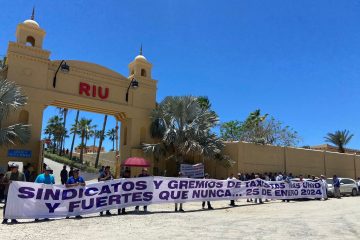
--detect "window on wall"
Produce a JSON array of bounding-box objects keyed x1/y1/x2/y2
[
  {"x1": 141, "y1": 69, "x2": 147, "y2": 77},
  {"x1": 26, "y1": 36, "x2": 35, "y2": 47}
]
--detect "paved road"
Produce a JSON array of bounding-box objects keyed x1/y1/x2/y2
[{"x1": 1, "y1": 195, "x2": 360, "y2": 239}]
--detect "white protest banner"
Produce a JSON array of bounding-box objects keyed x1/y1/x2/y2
[
  {"x1": 180, "y1": 163, "x2": 204, "y2": 178},
  {"x1": 5, "y1": 177, "x2": 323, "y2": 219}
]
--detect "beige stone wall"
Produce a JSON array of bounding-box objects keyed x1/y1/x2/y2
[
  {"x1": 325, "y1": 151, "x2": 356, "y2": 178},
  {"x1": 286, "y1": 147, "x2": 324, "y2": 176},
  {"x1": 356, "y1": 155, "x2": 360, "y2": 178},
  {"x1": 211, "y1": 142, "x2": 359, "y2": 180},
  {"x1": 73, "y1": 142, "x2": 359, "y2": 180},
  {"x1": 239, "y1": 143, "x2": 284, "y2": 173}
]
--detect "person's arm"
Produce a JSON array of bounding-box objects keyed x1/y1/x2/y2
[
  {"x1": 65, "y1": 182, "x2": 78, "y2": 187},
  {"x1": 34, "y1": 175, "x2": 40, "y2": 183},
  {"x1": 22, "y1": 173, "x2": 26, "y2": 182},
  {"x1": 65, "y1": 179, "x2": 78, "y2": 188},
  {"x1": 52, "y1": 176, "x2": 55, "y2": 184},
  {"x1": 79, "y1": 177, "x2": 86, "y2": 186},
  {"x1": 98, "y1": 174, "x2": 105, "y2": 181},
  {"x1": 98, "y1": 173, "x2": 111, "y2": 181},
  {"x1": 3, "y1": 174, "x2": 10, "y2": 185}
]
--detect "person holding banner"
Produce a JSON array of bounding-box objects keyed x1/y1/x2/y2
[
  {"x1": 35, "y1": 166, "x2": 55, "y2": 185},
  {"x1": 2, "y1": 163, "x2": 26, "y2": 224},
  {"x1": 202, "y1": 173, "x2": 214, "y2": 210},
  {"x1": 66, "y1": 168, "x2": 86, "y2": 219},
  {"x1": 175, "y1": 172, "x2": 185, "y2": 212},
  {"x1": 320, "y1": 175, "x2": 328, "y2": 200},
  {"x1": 282, "y1": 173, "x2": 293, "y2": 203},
  {"x1": 98, "y1": 166, "x2": 113, "y2": 216},
  {"x1": 34, "y1": 166, "x2": 55, "y2": 222},
  {"x1": 135, "y1": 168, "x2": 150, "y2": 213},
  {"x1": 227, "y1": 173, "x2": 236, "y2": 207},
  {"x1": 118, "y1": 169, "x2": 131, "y2": 215},
  {"x1": 254, "y1": 174, "x2": 263, "y2": 204}
]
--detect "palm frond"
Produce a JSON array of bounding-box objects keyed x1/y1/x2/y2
[
  {"x1": 0, "y1": 79, "x2": 27, "y2": 122},
  {"x1": 324, "y1": 129, "x2": 354, "y2": 153},
  {"x1": 0, "y1": 123, "x2": 31, "y2": 146},
  {"x1": 144, "y1": 95, "x2": 227, "y2": 166}
]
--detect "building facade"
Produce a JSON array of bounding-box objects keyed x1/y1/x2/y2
[
  {"x1": 74, "y1": 146, "x2": 105, "y2": 154},
  {"x1": 0, "y1": 13, "x2": 157, "y2": 176}
]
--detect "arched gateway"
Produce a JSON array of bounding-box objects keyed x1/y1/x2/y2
[{"x1": 0, "y1": 14, "x2": 157, "y2": 175}]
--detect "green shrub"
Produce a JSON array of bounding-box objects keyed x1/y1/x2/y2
[{"x1": 44, "y1": 152, "x2": 98, "y2": 173}]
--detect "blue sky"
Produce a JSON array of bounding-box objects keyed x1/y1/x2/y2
[{"x1": 0, "y1": 0, "x2": 359, "y2": 150}]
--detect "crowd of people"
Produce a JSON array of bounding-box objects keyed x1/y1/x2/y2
[{"x1": 1, "y1": 163, "x2": 360, "y2": 224}]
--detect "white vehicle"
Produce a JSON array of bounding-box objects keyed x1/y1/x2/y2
[{"x1": 326, "y1": 178, "x2": 358, "y2": 197}]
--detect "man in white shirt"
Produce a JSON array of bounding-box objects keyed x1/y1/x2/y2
[
  {"x1": 227, "y1": 173, "x2": 236, "y2": 207},
  {"x1": 276, "y1": 173, "x2": 283, "y2": 181},
  {"x1": 320, "y1": 175, "x2": 328, "y2": 200}
]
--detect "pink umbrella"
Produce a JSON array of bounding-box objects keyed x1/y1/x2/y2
[{"x1": 122, "y1": 157, "x2": 150, "y2": 167}]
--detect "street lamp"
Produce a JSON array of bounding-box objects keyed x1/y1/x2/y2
[
  {"x1": 125, "y1": 78, "x2": 139, "y2": 102},
  {"x1": 53, "y1": 60, "x2": 70, "y2": 88}
]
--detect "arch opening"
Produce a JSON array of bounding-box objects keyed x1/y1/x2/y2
[{"x1": 26, "y1": 36, "x2": 36, "y2": 47}]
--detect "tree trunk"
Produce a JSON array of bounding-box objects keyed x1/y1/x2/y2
[
  {"x1": 52, "y1": 137, "x2": 56, "y2": 154},
  {"x1": 339, "y1": 145, "x2": 345, "y2": 153},
  {"x1": 85, "y1": 135, "x2": 88, "y2": 148},
  {"x1": 57, "y1": 140, "x2": 61, "y2": 154},
  {"x1": 59, "y1": 108, "x2": 68, "y2": 156},
  {"x1": 93, "y1": 135, "x2": 97, "y2": 153},
  {"x1": 95, "y1": 115, "x2": 107, "y2": 168},
  {"x1": 80, "y1": 130, "x2": 85, "y2": 163},
  {"x1": 69, "y1": 110, "x2": 80, "y2": 160},
  {"x1": 112, "y1": 138, "x2": 115, "y2": 151}
]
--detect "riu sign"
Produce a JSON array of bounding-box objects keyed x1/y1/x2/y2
[{"x1": 79, "y1": 82, "x2": 109, "y2": 100}]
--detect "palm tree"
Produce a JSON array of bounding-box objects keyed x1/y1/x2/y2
[
  {"x1": 325, "y1": 130, "x2": 354, "y2": 153},
  {"x1": 69, "y1": 110, "x2": 80, "y2": 160},
  {"x1": 44, "y1": 115, "x2": 64, "y2": 153},
  {"x1": 197, "y1": 96, "x2": 211, "y2": 110},
  {"x1": 84, "y1": 124, "x2": 96, "y2": 148},
  {"x1": 92, "y1": 129, "x2": 101, "y2": 151},
  {"x1": 107, "y1": 128, "x2": 116, "y2": 151},
  {"x1": 247, "y1": 109, "x2": 268, "y2": 127},
  {"x1": 73, "y1": 118, "x2": 92, "y2": 163},
  {"x1": 241, "y1": 109, "x2": 269, "y2": 144},
  {"x1": 142, "y1": 96, "x2": 232, "y2": 169},
  {"x1": 95, "y1": 115, "x2": 107, "y2": 168},
  {"x1": 0, "y1": 79, "x2": 31, "y2": 146},
  {"x1": 57, "y1": 107, "x2": 68, "y2": 155}
]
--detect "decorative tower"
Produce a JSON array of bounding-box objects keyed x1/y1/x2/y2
[
  {"x1": 15, "y1": 7, "x2": 46, "y2": 48},
  {"x1": 128, "y1": 45, "x2": 152, "y2": 80},
  {"x1": 7, "y1": 8, "x2": 50, "y2": 88}
]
